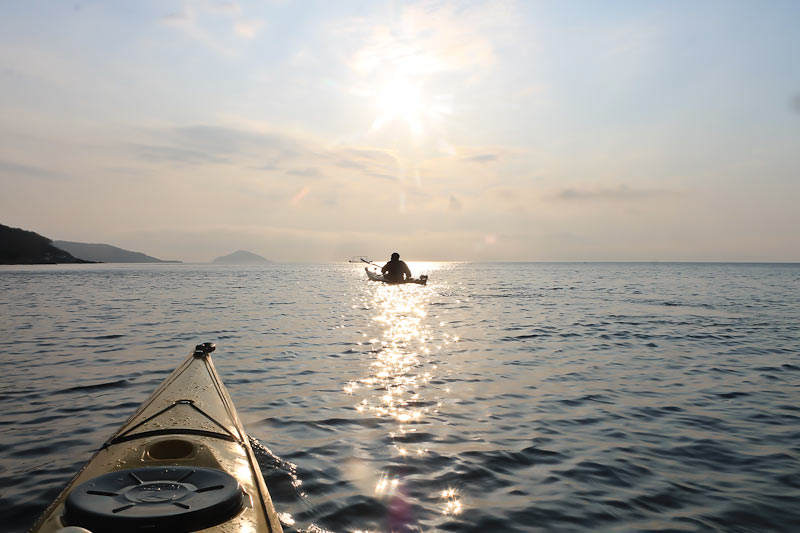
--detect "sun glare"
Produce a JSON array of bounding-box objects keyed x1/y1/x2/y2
[{"x1": 372, "y1": 77, "x2": 426, "y2": 136}]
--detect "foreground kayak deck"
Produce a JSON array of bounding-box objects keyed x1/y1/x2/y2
[
  {"x1": 365, "y1": 267, "x2": 428, "y2": 285},
  {"x1": 31, "y1": 344, "x2": 283, "y2": 533}
]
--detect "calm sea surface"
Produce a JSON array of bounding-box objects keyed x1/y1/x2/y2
[{"x1": 1, "y1": 262, "x2": 799, "y2": 532}]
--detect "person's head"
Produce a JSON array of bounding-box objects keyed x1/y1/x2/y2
[{"x1": 391, "y1": 252, "x2": 400, "y2": 261}]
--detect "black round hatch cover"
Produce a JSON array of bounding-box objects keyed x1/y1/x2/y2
[{"x1": 64, "y1": 466, "x2": 244, "y2": 532}]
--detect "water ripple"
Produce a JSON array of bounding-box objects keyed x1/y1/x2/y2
[{"x1": 1, "y1": 262, "x2": 799, "y2": 532}]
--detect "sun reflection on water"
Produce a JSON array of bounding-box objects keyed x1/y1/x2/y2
[
  {"x1": 358, "y1": 284, "x2": 434, "y2": 427},
  {"x1": 346, "y1": 263, "x2": 465, "y2": 520},
  {"x1": 440, "y1": 488, "x2": 463, "y2": 515}
]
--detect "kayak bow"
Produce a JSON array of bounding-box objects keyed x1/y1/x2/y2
[{"x1": 30, "y1": 343, "x2": 283, "y2": 533}]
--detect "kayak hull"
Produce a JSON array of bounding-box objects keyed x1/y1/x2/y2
[
  {"x1": 365, "y1": 267, "x2": 428, "y2": 285},
  {"x1": 30, "y1": 344, "x2": 283, "y2": 533}
]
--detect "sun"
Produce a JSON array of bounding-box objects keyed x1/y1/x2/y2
[{"x1": 371, "y1": 76, "x2": 426, "y2": 137}]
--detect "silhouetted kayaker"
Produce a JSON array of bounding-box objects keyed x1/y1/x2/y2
[{"x1": 382, "y1": 252, "x2": 412, "y2": 282}]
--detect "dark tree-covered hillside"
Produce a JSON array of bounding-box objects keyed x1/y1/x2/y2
[{"x1": 0, "y1": 223, "x2": 91, "y2": 264}]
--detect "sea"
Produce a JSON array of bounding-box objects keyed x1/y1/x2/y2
[{"x1": 1, "y1": 262, "x2": 799, "y2": 532}]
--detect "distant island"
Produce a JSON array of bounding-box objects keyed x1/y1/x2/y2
[
  {"x1": 54, "y1": 241, "x2": 180, "y2": 263},
  {"x1": 1, "y1": 223, "x2": 92, "y2": 264},
  {"x1": 212, "y1": 250, "x2": 271, "y2": 264}
]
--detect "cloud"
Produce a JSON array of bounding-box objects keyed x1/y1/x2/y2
[
  {"x1": 121, "y1": 223, "x2": 497, "y2": 263},
  {"x1": 337, "y1": 148, "x2": 397, "y2": 165},
  {"x1": 334, "y1": 159, "x2": 366, "y2": 170},
  {"x1": 129, "y1": 125, "x2": 305, "y2": 167},
  {"x1": 792, "y1": 92, "x2": 800, "y2": 114},
  {"x1": 330, "y1": 149, "x2": 399, "y2": 179},
  {"x1": 252, "y1": 163, "x2": 281, "y2": 171},
  {"x1": 554, "y1": 184, "x2": 677, "y2": 202},
  {"x1": 161, "y1": 8, "x2": 193, "y2": 25},
  {"x1": 483, "y1": 186, "x2": 529, "y2": 213},
  {"x1": 175, "y1": 125, "x2": 299, "y2": 156},
  {"x1": 287, "y1": 167, "x2": 323, "y2": 178},
  {"x1": 333, "y1": 3, "x2": 521, "y2": 158},
  {"x1": 454, "y1": 145, "x2": 512, "y2": 164},
  {"x1": 131, "y1": 144, "x2": 229, "y2": 165},
  {"x1": 319, "y1": 147, "x2": 400, "y2": 182},
  {"x1": 213, "y1": 2, "x2": 242, "y2": 15},
  {"x1": 0, "y1": 160, "x2": 65, "y2": 180},
  {"x1": 159, "y1": 4, "x2": 262, "y2": 56},
  {"x1": 344, "y1": 1, "x2": 513, "y2": 78},
  {"x1": 124, "y1": 124, "x2": 408, "y2": 194},
  {"x1": 490, "y1": 187, "x2": 518, "y2": 202},
  {"x1": 465, "y1": 154, "x2": 498, "y2": 163},
  {"x1": 234, "y1": 21, "x2": 263, "y2": 38},
  {"x1": 366, "y1": 172, "x2": 398, "y2": 182}
]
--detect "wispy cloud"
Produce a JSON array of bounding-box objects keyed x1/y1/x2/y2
[
  {"x1": 124, "y1": 124, "x2": 407, "y2": 192},
  {"x1": 161, "y1": 8, "x2": 194, "y2": 25},
  {"x1": 159, "y1": 3, "x2": 264, "y2": 54},
  {"x1": 335, "y1": 148, "x2": 397, "y2": 166},
  {"x1": 334, "y1": 159, "x2": 365, "y2": 170},
  {"x1": 554, "y1": 184, "x2": 678, "y2": 202},
  {"x1": 365, "y1": 172, "x2": 398, "y2": 182},
  {"x1": 129, "y1": 125, "x2": 301, "y2": 167},
  {"x1": 131, "y1": 144, "x2": 230, "y2": 166},
  {"x1": 287, "y1": 167, "x2": 322, "y2": 178},
  {"x1": 0, "y1": 160, "x2": 66, "y2": 180},
  {"x1": 791, "y1": 92, "x2": 800, "y2": 114},
  {"x1": 234, "y1": 21, "x2": 262, "y2": 38},
  {"x1": 213, "y1": 2, "x2": 242, "y2": 15},
  {"x1": 485, "y1": 186, "x2": 529, "y2": 213},
  {"x1": 454, "y1": 145, "x2": 511, "y2": 164},
  {"x1": 344, "y1": 1, "x2": 514, "y2": 77},
  {"x1": 175, "y1": 125, "x2": 299, "y2": 156},
  {"x1": 464, "y1": 154, "x2": 498, "y2": 163}
]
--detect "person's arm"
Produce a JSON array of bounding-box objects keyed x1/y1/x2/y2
[
  {"x1": 402, "y1": 262, "x2": 412, "y2": 279},
  {"x1": 382, "y1": 262, "x2": 390, "y2": 275}
]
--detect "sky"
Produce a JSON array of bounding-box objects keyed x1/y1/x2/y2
[{"x1": 1, "y1": 0, "x2": 798, "y2": 262}]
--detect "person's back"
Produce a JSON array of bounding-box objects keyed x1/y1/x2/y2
[{"x1": 382, "y1": 252, "x2": 412, "y2": 282}]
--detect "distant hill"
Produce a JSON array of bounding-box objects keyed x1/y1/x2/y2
[
  {"x1": 1, "y1": 224, "x2": 92, "y2": 264},
  {"x1": 53, "y1": 240, "x2": 180, "y2": 263},
  {"x1": 212, "y1": 250, "x2": 271, "y2": 264}
]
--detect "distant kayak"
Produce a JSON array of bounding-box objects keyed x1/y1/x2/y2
[
  {"x1": 365, "y1": 267, "x2": 428, "y2": 285},
  {"x1": 30, "y1": 343, "x2": 283, "y2": 533}
]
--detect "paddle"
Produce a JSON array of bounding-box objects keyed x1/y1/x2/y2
[{"x1": 361, "y1": 258, "x2": 383, "y2": 268}]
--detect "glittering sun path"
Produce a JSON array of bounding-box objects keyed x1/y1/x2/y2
[{"x1": 345, "y1": 269, "x2": 464, "y2": 521}]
